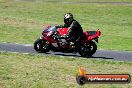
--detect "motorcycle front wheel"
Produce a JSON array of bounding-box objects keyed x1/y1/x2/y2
[{"x1": 34, "y1": 38, "x2": 50, "y2": 53}]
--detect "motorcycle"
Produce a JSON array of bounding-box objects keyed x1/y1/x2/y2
[{"x1": 34, "y1": 25, "x2": 101, "y2": 57}]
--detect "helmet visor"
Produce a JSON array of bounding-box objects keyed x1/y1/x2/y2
[{"x1": 64, "y1": 18, "x2": 70, "y2": 23}]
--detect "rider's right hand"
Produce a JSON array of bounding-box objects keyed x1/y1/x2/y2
[{"x1": 55, "y1": 25, "x2": 63, "y2": 28}]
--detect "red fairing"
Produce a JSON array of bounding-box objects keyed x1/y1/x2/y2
[
  {"x1": 96, "y1": 29, "x2": 101, "y2": 36},
  {"x1": 58, "y1": 28, "x2": 101, "y2": 41},
  {"x1": 83, "y1": 29, "x2": 101, "y2": 41},
  {"x1": 88, "y1": 29, "x2": 101, "y2": 40},
  {"x1": 57, "y1": 28, "x2": 69, "y2": 36}
]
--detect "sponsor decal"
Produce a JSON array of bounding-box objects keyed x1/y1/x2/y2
[{"x1": 76, "y1": 65, "x2": 131, "y2": 85}]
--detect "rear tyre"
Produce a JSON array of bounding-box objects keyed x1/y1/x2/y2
[
  {"x1": 34, "y1": 38, "x2": 50, "y2": 53},
  {"x1": 78, "y1": 45, "x2": 90, "y2": 57},
  {"x1": 78, "y1": 41, "x2": 97, "y2": 57},
  {"x1": 87, "y1": 41, "x2": 97, "y2": 56}
]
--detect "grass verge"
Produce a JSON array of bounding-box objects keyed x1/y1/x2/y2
[{"x1": 0, "y1": 52, "x2": 132, "y2": 88}]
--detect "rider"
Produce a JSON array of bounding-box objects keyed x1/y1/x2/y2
[{"x1": 56, "y1": 13, "x2": 83, "y2": 45}]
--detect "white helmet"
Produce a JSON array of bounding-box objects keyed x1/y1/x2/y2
[{"x1": 64, "y1": 13, "x2": 74, "y2": 24}]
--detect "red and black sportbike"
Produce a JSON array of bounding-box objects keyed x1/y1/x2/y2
[{"x1": 34, "y1": 25, "x2": 101, "y2": 57}]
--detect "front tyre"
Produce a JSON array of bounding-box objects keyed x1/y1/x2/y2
[{"x1": 34, "y1": 38, "x2": 50, "y2": 53}]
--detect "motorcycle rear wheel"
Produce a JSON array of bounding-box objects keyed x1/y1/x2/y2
[
  {"x1": 34, "y1": 38, "x2": 50, "y2": 53},
  {"x1": 78, "y1": 41, "x2": 97, "y2": 57},
  {"x1": 87, "y1": 41, "x2": 97, "y2": 56}
]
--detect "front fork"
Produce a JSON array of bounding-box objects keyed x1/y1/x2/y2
[{"x1": 39, "y1": 36, "x2": 50, "y2": 47}]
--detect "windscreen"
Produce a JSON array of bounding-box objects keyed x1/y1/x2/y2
[{"x1": 43, "y1": 26, "x2": 56, "y2": 32}]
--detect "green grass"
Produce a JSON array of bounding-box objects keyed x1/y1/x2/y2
[
  {"x1": 4, "y1": 0, "x2": 132, "y2": 2},
  {"x1": 0, "y1": 1, "x2": 132, "y2": 88},
  {"x1": 0, "y1": 52, "x2": 132, "y2": 88},
  {"x1": 0, "y1": 1, "x2": 131, "y2": 88},
  {"x1": 0, "y1": 0, "x2": 132, "y2": 51},
  {"x1": 68, "y1": 0, "x2": 132, "y2": 2}
]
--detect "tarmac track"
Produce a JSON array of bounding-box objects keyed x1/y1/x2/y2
[{"x1": 0, "y1": 43, "x2": 132, "y2": 62}]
